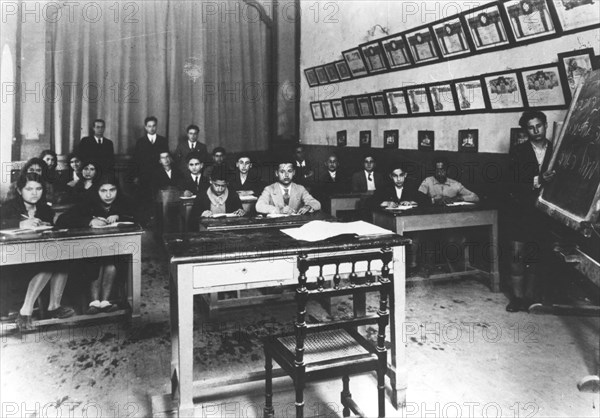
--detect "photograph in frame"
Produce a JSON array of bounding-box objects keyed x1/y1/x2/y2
[
  {"x1": 429, "y1": 84, "x2": 457, "y2": 113},
  {"x1": 335, "y1": 60, "x2": 352, "y2": 80},
  {"x1": 455, "y1": 79, "x2": 487, "y2": 111},
  {"x1": 360, "y1": 130, "x2": 372, "y2": 148},
  {"x1": 385, "y1": 90, "x2": 410, "y2": 116},
  {"x1": 324, "y1": 63, "x2": 341, "y2": 82},
  {"x1": 304, "y1": 68, "x2": 319, "y2": 87},
  {"x1": 484, "y1": 73, "x2": 524, "y2": 109},
  {"x1": 381, "y1": 35, "x2": 412, "y2": 69},
  {"x1": 510, "y1": 127, "x2": 529, "y2": 154},
  {"x1": 310, "y1": 102, "x2": 323, "y2": 120},
  {"x1": 558, "y1": 49, "x2": 594, "y2": 98},
  {"x1": 407, "y1": 87, "x2": 431, "y2": 114},
  {"x1": 503, "y1": 0, "x2": 556, "y2": 41},
  {"x1": 553, "y1": 0, "x2": 600, "y2": 32},
  {"x1": 321, "y1": 101, "x2": 335, "y2": 119},
  {"x1": 466, "y1": 5, "x2": 510, "y2": 51},
  {"x1": 370, "y1": 93, "x2": 387, "y2": 116},
  {"x1": 337, "y1": 130, "x2": 347, "y2": 147},
  {"x1": 432, "y1": 18, "x2": 471, "y2": 57},
  {"x1": 315, "y1": 66, "x2": 330, "y2": 85},
  {"x1": 331, "y1": 99, "x2": 345, "y2": 118},
  {"x1": 521, "y1": 66, "x2": 566, "y2": 107},
  {"x1": 360, "y1": 42, "x2": 388, "y2": 73},
  {"x1": 383, "y1": 129, "x2": 399, "y2": 149},
  {"x1": 418, "y1": 130, "x2": 435, "y2": 151},
  {"x1": 357, "y1": 96, "x2": 374, "y2": 117},
  {"x1": 458, "y1": 129, "x2": 479, "y2": 152},
  {"x1": 406, "y1": 29, "x2": 438, "y2": 63},
  {"x1": 343, "y1": 97, "x2": 359, "y2": 118},
  {"x1": 343, "y1": 48, "x2": 368, "y2": 77}
]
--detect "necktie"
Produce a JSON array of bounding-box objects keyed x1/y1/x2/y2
[
  {"x1": 195, "y1": 176, "x2": 200, "y2": 187},
  {"x1": 368, "y1": 173, "x2": 372, "y2": 181},
  {"x1": 97, "y1": 138, "x2": 102, "y2": 145},
  {"x1": 283, "y1": 188, "x2": 290, "y2": 206}
]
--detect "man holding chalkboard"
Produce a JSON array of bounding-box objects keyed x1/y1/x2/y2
[{"x1": 506, "y1": 110, "x2": 556, "y2": 312}]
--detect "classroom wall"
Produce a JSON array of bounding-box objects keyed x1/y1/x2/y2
[{"x1": 299, "y1": 0, "x2": 599, "y2": 153}]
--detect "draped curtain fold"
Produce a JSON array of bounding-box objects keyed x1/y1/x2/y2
[{"x1": 47, "y1": 0, "x2": 269, "y2": 155}]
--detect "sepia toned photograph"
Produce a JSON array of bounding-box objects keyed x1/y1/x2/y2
[
  {"x1": 458, "y1": 129, "x2": 479, "y2": 152},
  {"x1": 418, "y1": 130, "x2": 435, "y2": 151},
  {"x1": 359, "y1": 130, "x2": 372, "y2": 147}
]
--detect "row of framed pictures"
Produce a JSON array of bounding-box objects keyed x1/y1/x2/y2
[
  {"x1": 310, "y1": 48, "x2": 597, "y2": 121},
  {"x1": 304, "y1": 0, "x2": 600, "y2": 87}
]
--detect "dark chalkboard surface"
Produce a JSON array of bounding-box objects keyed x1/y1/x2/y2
[{"x1": 537, "y1": 69, "x2": 600, "y2": 234}]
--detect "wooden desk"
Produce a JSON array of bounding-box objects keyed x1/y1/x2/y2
[
  {"x1": 158, "y1": 229, "x2": 408, "y2": 416},
  {"x1": 198, "y1": 211, "x2": 334, "y2": 231},
  {"x1": 373, "y1": 205, "x2": 500, "y2": 292},
  {"x1": 329, "y1": 191, "x2": 374, "y2": 217},
  {"x1": 0, "y1": 225, "x2": 143, "y2": 326}
]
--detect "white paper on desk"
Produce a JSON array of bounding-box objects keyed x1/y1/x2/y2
[
  {"x1": 238, "y1": 195, "x2": 257, "y2": 202},
  {"x1": 384, "y1": 204, "x2": 417, "y2": 211},
  {"x1": 266, "y1": 213, "x2": 301, "y2": 218},
  {"x1": 281, "y1": 220, "x2": 393, "y2": 242},
  {"x1": 0, "y1": 225, "x2": 54, "y2": 235},
  {"x1": 210, "y1": 213, "x2": 239, "y2": 218},
  {"x1": 91, "y1": 221, "x2": 135, "y2": 228},
  {"x1": 445, "y1": 201, "x2": 476, "y2": 206}
]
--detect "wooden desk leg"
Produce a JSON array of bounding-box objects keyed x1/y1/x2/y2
[
  {"x1": 130, "y1": 237, "x2": 142, "y2": 326},
  {"x1": 175, "y1": 269, "x2": 195, "y2": 416},
  {"x1": 489, "y1": 216, "x2": 500, "y2": 292},
  {"x1": 389, "y1": 246, "x2": 407, "y2": 408}
]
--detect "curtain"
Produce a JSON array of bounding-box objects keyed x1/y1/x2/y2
[{"x1": 47, "y1": 0, "x2": 269, "y2": 156}]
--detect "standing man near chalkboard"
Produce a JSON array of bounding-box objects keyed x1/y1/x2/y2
[{"x1": 506, "y1": 110, "x2": 556, "y2": 312}]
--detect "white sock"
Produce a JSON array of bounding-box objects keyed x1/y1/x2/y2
[{"x1": 89, "y1": 300, "x2": 101, "y2": 308}]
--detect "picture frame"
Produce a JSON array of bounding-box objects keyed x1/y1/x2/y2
[
  {"x1": 405, "y1": 28, "x2": 439, "y2": 63},
  {"x1": 359, "y1": 130, "x2": 372, "y2": 148},
  {"x1": 384, "y1": 89, "x2": 410, "y2": 116},
  {"x1": 370, "y1": 93, "x2": 388, "y2": 116},
  {"x1": 359, "y1": 41, "x2": 389, "y2": 74},
  {"x1": 458, "y1": 129, "x2": 479, "y2": 152},
  {"x1": 521, "y1": 64, "x2": 566, "y2": 108},
  {"x1": 466, "y1": 4, "x2": 510, "y2": 51},
  {"x1": 429, "y1": 83, "x2": 457, "y2": 113},
  {"x1": 383, "y1": 129, "x2": 399, "y2": 149},
  {"x1": 321, "y1": 101, "x2": 335, "y2": 119},
  {"x1": 551, "y1": 0, "x2": 600, "y2": 32},
  {"x1": 406, "y1": 87, "x2": 432, "y2": 114},
  {"x1": 454, "y1": 78, "x2": 488, "y2": 111},
  {"x1": 334, "y1": 60, "x2": 352, "y2": 80},
  {"x1": 310, "y1": 102, "x2": 323, "y2": 120},
  {"x1": 502, "y1": 0, "x2": 556, "y2": 42},
  {"x1": 342, "y1": 48, "x2": 369, "y2": 77},
  {"x1": 432, "y1": 18, "x2": 471, "y2": 58},
  {"x1": 357, "y1": 95, "x2": 374, "y2": 117},
  {"x1": 509, "y1": 127, "x2": 529, "y2": 153},
  {"x1": 304, "y1": 68, "x2": 319, "y2": 87},
  {"x1": 331, "y1": 99, "x2": 346, "y2": 118},
  {"x1": 324, "y1": 63, "x2": 341, "y2": 82},
  {"x1": 337, "y1": 130, "x2": 347, "y2": 147},
  {"x1": 342, "y1": 96, "x2": 359, "y2": 118},
  {"x1": 557, "y1": 48, "x2": 594, "y2": 100},
  {"x1": 381, "y1": 35, "x2": 412, "y2": 69},
  {"x1": 484, "y1": 72, "x2": 524, "y2": 110},
  {"x1": 314, "y1": 66, "x2": 330, "y2": 85},
  {"x1": 418, "y1": 130, "x2": 435, "y2": 151}
]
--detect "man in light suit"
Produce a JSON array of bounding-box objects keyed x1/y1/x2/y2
[
  {"x1": 174, "y1": 124, "x2": 209, "y2": 173},
  {"x1": 256, "y1": 161, "x2": 321, "y2": 215},
  {"x1": 351, "y1": 154, "x2": 384, "y2": 192},
  {"x1": 78, "y1": 119, "x2": 115, "y2": 173}
]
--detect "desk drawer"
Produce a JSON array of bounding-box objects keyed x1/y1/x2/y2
[{"x1": 193, "y1": 259, "x2": 293, "y2": 288}]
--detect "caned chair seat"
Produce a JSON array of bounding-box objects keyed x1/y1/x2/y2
[{"x1": 278, "y1": 329, "x2": 369, "y2": 364}]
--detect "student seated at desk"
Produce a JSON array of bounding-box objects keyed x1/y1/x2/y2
[
  {"x1": 178, "y1": 151, "x2": 209, "y2": 197},
  {"x1": 1, "y1": 173, "x2": 74, "y2": 331},
  {"x1": 69, "y1": 159, "x2": 101, "y2": 202},
  {"x1": 7, "y1": 158, "x2": 56, "y2": 204},
  {"x1": 418, "y1": 157, "x2": 479, "y2": 205},
  {"x1": 57, "y1": 175, "x2": 134, "y2": 314},
  {"x1": 61, "y1": 152, "x2": 82, "y2": 190},
  {"x1": 229, "y1": 154, "x2": 264, "y2": 197},
  {"x1": 351, "y1": 154, "x2": 384, "y2": 192},
  {"x1": 256, "y1": 161, "x2": 321, "y2": 215},
  {"x1": 153, "y1": 151, "x2": 183, "y2": 191},
  {"x1": 190, "y1": 170, "x2": 246, "y2": 220}
]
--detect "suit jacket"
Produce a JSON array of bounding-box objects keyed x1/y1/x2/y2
[
  {"x1": 174, "y1": 141, "x2": 210, "y2": 171},
  {"x1": 294, "y1": 160, "x2": 313, "y2": 186},
  {"x1": 351, "y1": 171, "x2": 384, "y2": 192},
  {"x1": 133, "y1": 134, "x2": 169, "y2": 178},
  {"x1": 256, "y1": 182, "x2": 321, "y2": 214},
  {"x1": 371, "y1": 179, "x2": 429, "y2": 208},
  {"x1": 315, "y1": 169, "x2": 349, "y2": 195},
  {"x1": 78, "y1": 136, "x2": 115, "y2": 173},
  {"x1": 178, "y1": 173, "x2": 209, "y2": 195},
  {"x1": 153, "y1": 167, "x2": 184, "y2": 190},
  {"x1": 229, "y1": 169, "x2": 264, "y2": 196},
  {"x1": 509, "y1": 139, "x2": 553, "y2": 208}
]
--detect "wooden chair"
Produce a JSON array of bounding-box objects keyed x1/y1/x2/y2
[{"x1": 263, "y1": 248, "x2": 393, "y2": 418}]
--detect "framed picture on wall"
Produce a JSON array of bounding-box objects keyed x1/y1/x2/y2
[
  {"x1": 406, "y1": 87, "x2": 432, "y2": 114},
  {"x1": 359, "y1": 41, "x2": 389, "y2": 74},
  {"x1": 321, "y1": 101, "x2": 335, "y2": 119},
  {"x1": 357, "y1": 95, "x2": 374, "y2": 117},
  {"x1": 418, "y1": 130, "x2": 435, "y2": 151},
  {"x1": 310, "y1": 102, "x2": 323, "y2": 120},
  {"x1": 314, "y1": 66, "x2": 330, "y2": 85},
  {"x1": 510, "y1": 127, "x2": 529, "y2": 153},
  {"x1": 337, "y1": 130, "x2": 347, "y2": 147},
  {"x1": 557, "y1": 48, "x2": 594, "y2": 100},
  {"x1": 551, "y1": 0, "x2": 600, "y2": 32},
  {"x1": 331, "y1": 99, "x2": 346, "y2": 118},
  {"x1": 502, "y1": 0, "x2": 556, "y2": 42},
  {"x1": 383, "y1": 130, "x2": 399, "y2": 149},
  {"x1": 521, "y1": 64, "x2": 566, "y2": 108},
  {"x1": 454, "y1": 78, "x2": 488, "y2": 111},
  {"x1": 381, "y1": 35, "x2": 412, "y2": 69},
  {"x1": 458, "y1": 129, "x2": 479, "y2": 152},
  {"x1": 342, "y1": 96, "x2": 359, "y2": 118},
  {"x1": 405, "y1": 28, "x2": 439, "y2": 63},
  {"x1": 304, "y1": 68, "x2": 319, "y2": 87},
  {"x1": 342, "y1": 48, "x2": 369, "y2": 77},
  {"x1": 484, "y1": 72, "x2": 524, "y2": 109},
  {"x1": 370, "y1": 93, "x2": 388, "y2": 116},
  {"x1": 334, "y1": 60, "x2": 352, "y2": 80},
  {"x1": 360, "y1": 130, "x2": 372, "y2": 148},
  {"x1": 384, "y1": 89, "x2": 410, "y2": 116},
  {"x1": 324, "y1": 63, "x2": 341, "y2": 82},
  {"x1": 466, "y1": 4, "x2": 510, "y2": 51},
  {"x1": 428, "y1": 83, "x2": 457, "y2": 113},
  {"x1": 432, "y1": 18, "x2": 471, "y2": 58}
]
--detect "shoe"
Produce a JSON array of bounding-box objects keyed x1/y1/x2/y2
[
  {"x1": 86, "y1": 306, "x2": 101, "y2": 315},
  {"x1": 521, "y1": 298, "x2": 534, "y2": 312},
  {"x1": 102, "y1": 303, "x2": 119, "y2": 313},
  {"x1": 15, "y1": 313, "x2": 34, "y2": 332},
  {"x1": 47, "y1": 306, "x2": 75, "y2": 319},
  {"x1": 506, "y1": 298, "x2": 522, "y2": 312}
]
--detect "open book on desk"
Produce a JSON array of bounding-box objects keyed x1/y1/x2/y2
[
  {"x1": 281, "y1": 220, "x2": 393, "y2": 242},
  {"x1": 445, "y1": 201, "x2": 476, "y2": 207},
  {"x1": 91, "y1": 221, "x2": 135, "y2": 228},
  {"x1": 209, "y1": 213, "x2": 239, "y2": 218},
  {"x1": 0, "y1": 225, "x2": 54, "y2": 235}
]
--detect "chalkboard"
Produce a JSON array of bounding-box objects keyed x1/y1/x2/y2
[{"x1": 537, "y1": 69, "x2": 600, "y2": 234}]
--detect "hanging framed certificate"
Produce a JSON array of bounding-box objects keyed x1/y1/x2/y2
[
  {"x1": 342, "y1": 48, "x2": 368, "y2": 77},
  {"x1": 466, "y1": 4, "x2": 510, "y2": 51},
  {"x1": 370, "y1": 93, "x2": 388, "y2": 116},
  {"x1": 521, "y1": 64, "x2": 566, "y2": 108},
  {"x1": 342, "y1": 96, "x2": 359, "y2": 118},
  {"x1": 432, "y1": 18, "x2": 471, "y2": 58},
  {"x1": 503, "y1": 0, "x2": 556, "y2": 42},
  {"x1": 304, "y1": 68, "x2": 318, "y2": 87},
  {"x1": 314, "y1": 66, "x2": 330, "y2": 85},
  {"x1": 324, "y1": 63, "x2": 340, "y2": 82},
  {"x1": 383, "y1": 89, "x2": 410, "y2": 116},
  {"x1": 405, "y1": 28, "x2": 439, "y2": 63},
  {"x1": 310, "y1": 102, "x2": 324, "y2": 120},
  {"x1": 551, "y1": 0, "x2": 600, "y2": 32},
  {"x1": 356, "y1": 95, "x2": 374, "y2": 117},
  {"x1": 454, "y1": 78, "x2": 489, "y2": 111},
  {"x1": 331, "y1": 99, "x2": 346, "y2": 118},
  {"x1": 558, "y1": 48, "x2": 594, "y2": 101},
  {"x1": 381, "y1": 35, "x2": 412, "y2": 69},
  {"x1": 484, "y1": 72, "x2": 524, "y2": 109},
  {"x1": 321, "y1": 101, "x2": 335, "y2": 119},
  {"x1": 428, "y1": 83, "x2": 457, "y2": 113},
  {"x1": 406, "y1": 87, "x2": 432, "y2": 114},
  {"x1": 359, "y1": 41, "x2": 389, "y2": 74},
  {"x1": 334, "y1": 60, "x2": 352, "y2": 80}
]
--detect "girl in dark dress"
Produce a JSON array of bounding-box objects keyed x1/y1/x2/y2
[
  {"x1": 70, "y1": 159, "x2": 101, "y2": 202},
  {"x1": 0, "y1": 173, "x2": 73, "y2": 331}
]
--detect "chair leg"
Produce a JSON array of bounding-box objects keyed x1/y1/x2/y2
[
  {"x1": 341, "y1": 374, "x2": 351, "y2": 417},
  {"x1": 295, "y1": 377, "x2": 304, "y2": 418},
  {"x1": 36, "y1": 295, "x2": 46, "y2": 319},
  {"x1": 264, "y1": 349, "x2": 274, "y2": 418},
  {"x1": 378, "y1": 356, "x2": 386, "y2": 418}
]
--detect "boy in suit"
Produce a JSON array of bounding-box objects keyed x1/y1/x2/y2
[
  {"x1": 174, "y1": 124, "x2": 209, "y2": 173},
  {"x1": 256, "y1": 161, "x2": 321, "y2": 215},
  {"x1": 153, "y1": 152, "x2": 183, "y2": 190},
  {"x1": 229, "y1": 154, "x2": 264, "y2": 196},
  {"x1": 351, "y1": 154, "x2": 384, "y2": 192},
  {"x1": 78, "y1": 119, "x2": 115, "y2": 173},
  {"x1": 133, "y1": 116, "x2": 169, "y2": 203},
  {"x1": 178, "y1": 152, "x2": 209, "y2": 197},
  {"x1": 293, "y1": 145, "x2": 314, "y2": 186}
]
